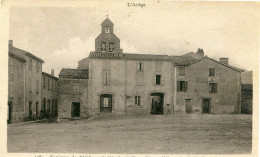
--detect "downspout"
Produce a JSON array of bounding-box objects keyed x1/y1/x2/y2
[
  {"x1": 173, "y1": 66, "x2": 177, "y2": 114},
  {"x1": 23, "y1": 62, "x2": 26, "y2": 117},
  {"x1": 124, "y1": 59, "x2": 127, "y2": 115}
]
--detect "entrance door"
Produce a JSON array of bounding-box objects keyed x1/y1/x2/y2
[
  {"x1": 36, "y1": 102, "x2": 39, "y2": 116},
  {"x1": 71, "y1": 102, "x2": 80, "y2": 117},
  {"x1": 202, "y1": 99, "x2": 210, "y2": 113},
  {"x1": 151, "y1": 93, "x2": 164, "y2": 114},
  {"x1": 100, "y1": 94, "x2": 112, "y2": 112},
  {"x1": 29, "y1": 102, "x2": 32, "y2": 118},
  {"x1": 185, "y1": 99, "x2": 193, "y2": 113},
  {"x1": 8, "y1": 101, "x2": 12, "y2": 124}
]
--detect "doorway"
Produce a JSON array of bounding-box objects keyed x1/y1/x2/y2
[
  {"x1": 29, "y1": 101, "x2": 32, "y2": 118},
  {"x1": 71, "y1": 102, "x2": 80, "y2": 117},
  {"x1": 36, "y1": 102, "x2": 38, "y2": 116},
  {"x1": 8, "y1": 101, "x2": 12, "y2": 124},
  {"x1": 150, "y1": 93, "x2": 164, "y2": 114},
  {"x1": 202, "y1": 99, "x2": 211, "y2": 113},
  {"x1": 100, "y1": 94, "x2": 112, "y2": 112},
  {"x1": 185, "y1": 99, "x2": 193, "y2": 113}
]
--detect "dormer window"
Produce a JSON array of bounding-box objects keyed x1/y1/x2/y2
[
  {"x1": 101, "y1": 42, "x2": 106, "y2": 52},
  {"x1": 105, "y1": 27, "x2": 110, "y2": 33},
  {"x1": 109, "y1": 43, "x2": 114, "y2": 52}
]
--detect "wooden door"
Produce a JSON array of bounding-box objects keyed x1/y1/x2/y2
[
  {"x1": 202, "y1": 99, "x2": 210, "y2": 113},
  {"x1": 100, "y1": 94, "x2": 112, "y2": 112}
]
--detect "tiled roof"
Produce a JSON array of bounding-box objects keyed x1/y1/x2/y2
[
  {"x1": 59, "y1": 68, "x2": 88, "y2": 79},
  {"x1": 188, "y1": 57, "x2": 244, "y2": 72},
  {"x1": 42, "y1": 72, "x2": 59, "y2": 80},
  {"x1": 9, "y1": 52, "x2": 27, "y2": 63},
  {"x1": 9, "y1": 45, "x2": 44, "y2": 63},
  {"x1": 88, "y1": 51, "x2": 199, "y2": 65}
]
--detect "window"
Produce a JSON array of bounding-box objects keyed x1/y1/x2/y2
[
  {"x1": 109, "y1": 43, "x2": 114, "y2": 52},
  {"x1": 177, "y1": 81, "x2": 188, "y2": 92},
  {"x1": 43, "y1": 76, "x2": 46, "y2": 89},
  {"x1": 135, "y1": 96, "x2": 141, "y2": 106},
  {"x1": 156, "y1": 75, "x2": 161, "y2": 85},
  {"x1": 209, "y1": 68, "x2": 215, "y2": 77},
  {"x1": 101, "y1": 42, "x2": 106, "y2": 52},
  {"x1": 48, "y1": 79, "x2": 50, "y2": 90},
  {"x1": 138, "y1": 62, "x2": 142, "y2": 71},
  {"x1": 47, "y1": 99, "x2": 50, "y2": 113},
  {"x1": 36, "y1": 62, "x2": 39, "y2": 73},
  {"x1": 105, "y1": 27, "x2": 110, "y2": 33},
  {"x1": 179, "y1": 67, "x2": 185, "y2": 76},
  {"x1": 103, "y1": 72, "x2": 110, "y2": 85},
  {"x1": 9, "y1": 82, "x2": 14, "y2": 97},
  {"x1": 209, "y1": 83, "x2": 217, "y2": 93},
  {"x1": 51, "y1": 80, "x2": 54, "y2": 91},
  {"x1": 9, "y1": 60, "x2": 14, "y2": 73},
  {"x1": 36, "y1": 80, "x2": 39, "y2": 94},
  {"x1": 29, "y1": 59, "x2": 32, "y2": 71}
]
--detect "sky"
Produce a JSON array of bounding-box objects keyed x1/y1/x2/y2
[{"x1": 9, "y1": 1, "x2": 259, "y2": 77}]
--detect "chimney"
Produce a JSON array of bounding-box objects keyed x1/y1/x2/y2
[
  {"x1": 51, "y1": 69, "x2": 54, "y2": 76},
  {"x1": 196, "y1": 48, "x2": 204, "y2": 57},
  {"x1": 9, "y1": 40, "x2": 13, "y2": 46},
  {"x1": 219, "y1": 58, "x2": 229, "y2": 64}
]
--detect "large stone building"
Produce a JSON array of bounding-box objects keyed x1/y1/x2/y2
[
  {"x1": 8, "y1": 40, "x2": 59, "y2": 123},
  {"x1": 58, "y1": 18, "x2": 245, "y2": 119}
]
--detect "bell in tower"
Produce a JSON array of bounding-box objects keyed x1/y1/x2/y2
[{"x1": 95, "y1": 16, "x2": 121, "y2": 53}]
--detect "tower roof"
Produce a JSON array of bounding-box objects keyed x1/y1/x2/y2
[{"x1": 101, "y1": 17, "x2": 114, "y2": 26}]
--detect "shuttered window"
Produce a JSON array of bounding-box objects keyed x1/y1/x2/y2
[
  {"x1": 156, "y1": 75, "x2": 161, "y2": 85},
  {"x1": 209, "y1": 83, "x2": 217, "y2": 93},
  {"x1": 177, "y1": 81, "x2": 188, "y2": 92},
  {"x1": 209, "y1": 68, "x2": 215, "y2": 77},
  {"x1": 135, "y1": 96, "x2": 141, "y2": 106},
  {"x1": 179, "y1": 67, "x2": 185, "y2": 76}
]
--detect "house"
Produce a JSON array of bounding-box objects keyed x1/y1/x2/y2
[
  {"x1": 41, "y1": 70, "x2": 59, "y2": 117},
  {"x1": 8, "y1": 40, "x2": 44, "y2": 122},
  {"x1": 58, "y1": 18, "x2": 245, "y2": 119},
  {"x1": 8, "y1": 51, "x2": 26, "y2": 123}
]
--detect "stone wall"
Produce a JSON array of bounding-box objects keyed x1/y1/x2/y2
[
  {"x1": 58, "y1": 78, "x2": 88, "y2": 119},
  {"x1": 8, "y1": 57, "x2": 25, "y2": 123},
  {"x1": 88, "y1": 58, "x2": 174, "y2": 116},
  {"x1": 175, "y1": 58, "x2": 241, "y2": 114}
]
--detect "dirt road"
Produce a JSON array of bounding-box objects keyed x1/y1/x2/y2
[{"x1": 7, "y1": 114, "x2": 252, "y2": 154}]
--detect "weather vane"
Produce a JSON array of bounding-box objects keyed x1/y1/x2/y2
[{"x1": 106, "y1": 14, "x2": 109, "y2": 18}]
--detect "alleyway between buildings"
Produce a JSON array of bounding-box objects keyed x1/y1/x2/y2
[{"x1": 8, "y1": 114, "x2": 252, "y2": 154}]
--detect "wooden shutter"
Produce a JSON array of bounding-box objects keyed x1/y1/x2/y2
[
  {"x1": 184, "y1": 81, "x2": 188, "y2": 92},
  {"x1": 177, "y1": 81, "x2": 180, "y2": 91},
  {"x1": 161, "y1": 75, "x2": 165, "y2": 85},
  {"x1": 153, "y1": 75, "x2": 156, "y2": 85}
]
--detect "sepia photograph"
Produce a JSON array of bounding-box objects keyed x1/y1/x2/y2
[{"x1": 0, "y1": 0, "x2": 259, "y2": 156}]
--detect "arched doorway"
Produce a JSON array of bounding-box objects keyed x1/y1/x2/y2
[
  {"x1": 100, "y1": 94, "x2": 112, "y2": 113},
  {"x1": 150, "y1": 92, "x2": 164, "y2": 114}
]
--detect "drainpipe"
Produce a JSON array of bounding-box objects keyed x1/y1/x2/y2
[
  {"x1": 23, "y1": 63, "x2": 26, "y2": 117},
  {"x1": 124, "y1": 59, "x2": 127, "y2": 115}
]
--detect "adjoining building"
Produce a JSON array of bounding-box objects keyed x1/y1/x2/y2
[
  {"x1": 41, "y1": 70, "x2": 59, "y2": 117},
  {"x1": 58, "y1": 18, "x2": 246, "y2": 119}
]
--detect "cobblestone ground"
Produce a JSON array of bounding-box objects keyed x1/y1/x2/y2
[{"x1": 7, "y1": 114, "x2": 252, "y2": 154}]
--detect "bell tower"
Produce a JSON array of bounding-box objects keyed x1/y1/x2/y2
[{"x1": 95, "y1": 17, "x2": 121, "y2": 53}]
